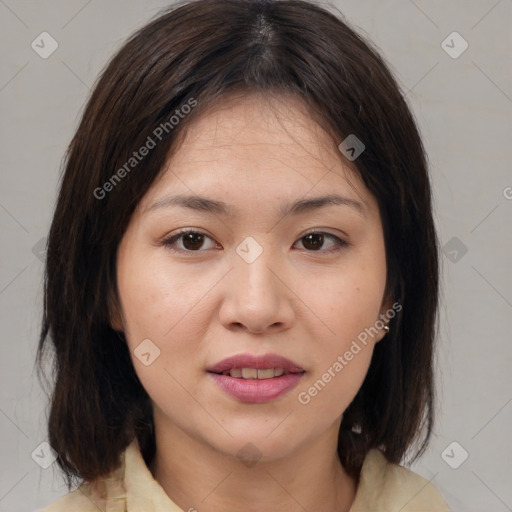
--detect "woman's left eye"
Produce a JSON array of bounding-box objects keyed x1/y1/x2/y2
[
  {"x1": 293, "y1": 232, "x2": 349, "y2": 252},
  {"x1": 162, "y1": 230, "x2": 348, "y2": 253}
]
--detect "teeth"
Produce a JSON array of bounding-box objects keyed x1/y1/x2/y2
[
  {"x1": 222, "y1": 368, "x2": 286, "y2": 379},
  {"x1": 257, "y1": 369, "x2": 275, "y2": 379},
  {"x1": 242, "y1": 368, "x2": 258, "y2": 379}
]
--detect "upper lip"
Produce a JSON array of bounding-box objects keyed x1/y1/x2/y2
[{"x1": 207, "y1": 353, "x2": 305, "y2": 374}]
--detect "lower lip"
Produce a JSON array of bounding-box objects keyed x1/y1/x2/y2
[{"x1": 208, "y1": 372, "x2": 305, "y2": 403}]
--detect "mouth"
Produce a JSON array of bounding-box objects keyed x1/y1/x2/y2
[
  {"x1": 206, "y1": 353, "x2": 306, "y2": 403},
  {"x1": 213, "y1": 367, "x2": 303, "y2": 379},
  {"x1": 206, "y1": 353, "x2": 305, "y2": 376}
]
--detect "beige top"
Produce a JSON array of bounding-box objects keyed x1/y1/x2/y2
[{"x1": 41, "y1": 441, "x2": 451, "y2": 511}]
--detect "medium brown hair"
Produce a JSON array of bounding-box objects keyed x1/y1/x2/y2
[{"x1": 38, "y1": 0, "x2": 440, "y2": 486}]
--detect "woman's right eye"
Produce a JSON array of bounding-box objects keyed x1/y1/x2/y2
[{"x1": 162, "y1": 230, "x2": 220, "y2": 253}]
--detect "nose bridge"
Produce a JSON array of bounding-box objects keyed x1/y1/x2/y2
[
  {"x1": 234, "y1": 237, "x2": 279, "y2": 302},
  {"x1": 219, "y1": 236, "x2": 293, "y2": 332}
]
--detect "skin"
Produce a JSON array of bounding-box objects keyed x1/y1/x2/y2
[{"x1": 112, "y1": 92, "x2": 391, "y2": 512}]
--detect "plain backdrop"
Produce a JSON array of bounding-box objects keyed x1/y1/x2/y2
[{"x1": 0, "y1": 1, "x2": 511, "y2": 511}]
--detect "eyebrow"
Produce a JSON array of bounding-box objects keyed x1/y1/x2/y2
[{"x1": 146, "y1": 193, "x2": 366, "y2": 217}]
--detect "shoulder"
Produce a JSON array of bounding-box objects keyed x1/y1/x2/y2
[
  {"x1": 38, "y1": 484, "x2": 107, "y2": 512},
  {"x1": 350, "y1": 448, "x2": 451, "y2": 512},
  {"x1": 39, "y1": 459, "x2": 127, "y2": 511}
]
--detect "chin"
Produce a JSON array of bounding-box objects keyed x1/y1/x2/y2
[{"x1": 200, "y1": 421, "x2": 309, "y2": 463}]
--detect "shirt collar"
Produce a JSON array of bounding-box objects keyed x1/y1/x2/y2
[{"x1": 114, "y1": 439, "x2": 449, "y2": 511}]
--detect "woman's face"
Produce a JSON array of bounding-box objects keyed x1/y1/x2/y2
[{"x1": 114, "y1": 93, "x2": 391, "y2": 462}]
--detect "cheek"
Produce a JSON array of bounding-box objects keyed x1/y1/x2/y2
[
  {"x1": 294, "y1": 299, "x2": 378, "y2": 426},
  {"x1": 117, "y1": 251, "x2": 212, "y2": 344},
  {"x1": 303, "y1": 261, "x2": 386, "y2": 341},
  {"x1": 116, "y1": 253, "x2": 211, "y2": 401},
  {"x1": 292, "y1": 258, "x2": 385, "y2": 414},
  {"x1": 295, "y1": 352, "x2": 372, "y2": 439}
]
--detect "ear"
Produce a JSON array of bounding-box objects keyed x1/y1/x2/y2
[
  {"x1": 108, "y1": 291, "x2": 125, "y2": 332},
  {"x1": 109, "y1": 308, "x2": 124, "y2": 332},
  {"x1": 374, "y1": 293, "x2": 394, "y2": 343}
]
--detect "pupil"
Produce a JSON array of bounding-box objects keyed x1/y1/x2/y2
[
  {"x1": 304, "y1": 233, "x2": 323, "y2": 250},
  {"x1": 184, "y1": 233, "x2": 204, "y2": 250}
]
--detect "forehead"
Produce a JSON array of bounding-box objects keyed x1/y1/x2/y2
[
  {"x1": 174, "y1": 93, "x2": 347, "y2": 171},
  {"x1": 140, "y1": 93, "x2": 374, "y2": 213}
]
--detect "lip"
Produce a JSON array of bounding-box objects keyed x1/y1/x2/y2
[
  {"x1": 206, "y1": 353, "x2": 305, "y2": 404},
  {"x1": 206, "y1": 353, "x2": 305, "y2": 374}
]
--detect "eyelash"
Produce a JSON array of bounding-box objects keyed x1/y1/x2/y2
[{"x1": 161, "y1": 229, "x2": 350, "y2": 254}]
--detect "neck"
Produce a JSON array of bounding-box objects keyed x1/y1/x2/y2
[{"x1": 149, "y1": 420, "x2": 357, "y2": 512}]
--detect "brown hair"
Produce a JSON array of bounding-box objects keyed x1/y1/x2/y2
[{"x1": 37, "y1": 0, "x2": 440, "y2": 486}]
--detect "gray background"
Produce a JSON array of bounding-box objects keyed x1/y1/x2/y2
[{"x1": 1, "y1": 1, "x2": 511, "y2": 511}]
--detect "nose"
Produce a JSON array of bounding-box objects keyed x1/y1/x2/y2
[{"x1": 218, "y1": 248, "x2": 295, "y2": 334}]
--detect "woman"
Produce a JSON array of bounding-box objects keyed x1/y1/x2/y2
[{"x1": 38, "y1": 0, "x2": 450, "y2": 510}]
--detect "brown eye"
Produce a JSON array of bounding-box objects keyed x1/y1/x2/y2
[
  {"x1": 163, "y1": 230, "x2": 219, "y2": 252},
  {"x1": 181, "y1": 232, "x2": 206, "y2": 250},
  {"x1": 302, "y1": 233, "x2": 324, "y2": 251},
  {"x1": 294, "y1": 232, "x2": 348, "y2": 252}
]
